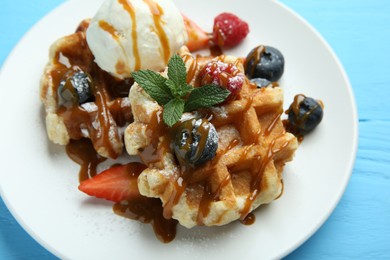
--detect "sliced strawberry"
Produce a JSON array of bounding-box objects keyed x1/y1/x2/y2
[
  {"x1": 78, "y1": 163, "x2": 146, "y2": 202},
  {"x1": 182, "y1": 14, "x2": 210, "y2": 52}
]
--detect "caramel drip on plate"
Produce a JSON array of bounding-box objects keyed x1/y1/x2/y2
[
  {"x1": 143, "y1": 0, "x2": 170, "y2": 64},
  {"x1": 110, "y1": 163, "x2": 178, "y2": 244},
  {"x1": 66, "y1": 139, "x2": 107, "y2": 182},
  {"x1": 118, "y1": 0, "x2": 141, "y2": 71},
  {"x1": 114, "y1": 197, "x2": 178, "y2": 243},
  {"x1": 240, "y1": 213, "x2": 256, "y2": 225}
]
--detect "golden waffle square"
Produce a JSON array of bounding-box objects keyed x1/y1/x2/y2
[
  {"x1": 124, "y1": 46, "x2": 298, "y2": 228},
  {"x1": 40, "y1": 20, "x2": 133, "y2": 159}
]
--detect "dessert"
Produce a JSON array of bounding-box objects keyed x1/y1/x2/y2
[{"x1": 40, "y1": 0, "x2": 323, "y2": 243}]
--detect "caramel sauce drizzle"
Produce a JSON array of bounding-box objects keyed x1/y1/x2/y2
[
  {"x1": 94, "y1": 87, "x2": 117, "y2": 158},
  {"x1": 244, "y1": 45, "x2": 265, "y2": 78},
  {"x1": 98, "y1": 19, "x2": 131, "y2": 75},
  {"x1": 264, "y1": 113, "x2": 283, "y2": 136},
  {"x1": 239, "y1": 138, "x2": 290, "y2": 219},
  {"x1": 118, "y1": 0, "x2": 141, "y2": 71},
  {"x1": 182, "y1": 53, "x2": 198, "y2": 84},
  {"x1": 285, "y1": 94, "x2": 324, "y2": 141},
  {"x1": 196, "y1": 173, "x2": 231, "y2": 225},
  {"x1": 143, "y1": 0, "x2": 170, "y2": 64},
  {"x1": 163, "y1": 179, "x2": 186, "y2": 219},
  {"x1": 138, "y1": 110, "x2": 167, "y2": 165},
  {"x1": 98, "y1": 20, "x2": 120, "y2": 40},
  {"x1": 292, "y1": 94, "x2": 323, "y2": 128}
]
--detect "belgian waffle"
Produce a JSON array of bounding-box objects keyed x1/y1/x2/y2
[
  {"x1": 40, "y1": 20, "x2": 133, "y2": 159},
  {"x1": 124, "y1": 47, "x2": 298, "y2": 228}
]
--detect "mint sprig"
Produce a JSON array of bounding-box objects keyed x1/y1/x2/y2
[{"x1": 132, "y1": 54, "x2": 230, "y2": 127}]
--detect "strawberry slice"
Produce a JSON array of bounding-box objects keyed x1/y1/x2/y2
[
  {"x1": 182, "y1": 14, "x2": 210, "y2": 52},
  {"x1": 78, "y1": 163, "x2": 146, "y2": 202}
]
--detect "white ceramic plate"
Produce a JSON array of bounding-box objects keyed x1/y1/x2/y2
[{"x1": 0, "y1": 0, "x2": 358, "y2": 259}]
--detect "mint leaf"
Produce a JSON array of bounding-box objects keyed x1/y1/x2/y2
[
  {"x1": 165, "y1": 79, "x2": 178, "y2": 96},
  {"x1": 163, "y1": 98, "x2": 185, "y2": 127},
  {"x1": 132, "y1": 70, "x2": 172, "y2": 105},
  {"x1": 167, "y1": 54, "x2": 187, "y2": 88},
  {"x1": 184, "y1": 85, "x2": 231, "y2": 112},
  {"x1": 177, "y1": 84, "x2": 193, "y2": 97}
]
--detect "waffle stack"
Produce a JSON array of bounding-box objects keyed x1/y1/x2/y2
[
  {"x1": 125, "y1": 47, "x2": 298, "y2": 228},
  {"x1": 40, "y1": 20, "x2": 133, "y2": 159}
]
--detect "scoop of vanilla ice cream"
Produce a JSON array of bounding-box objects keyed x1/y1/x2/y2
[{"x1": 86, "y1": 0, "x2": 188, "y2": 79}]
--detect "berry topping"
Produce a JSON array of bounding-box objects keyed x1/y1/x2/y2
[
  {"x1": 244, "y1": 45, "x2": 284, "y2": 82},
  {"x1": 199, "y1": 61, "x2": 245, "y2": 101},
  {"x1": 213, "y1": 13, "x2": 249, "y2": 48},
  {"x1": 287, "y1": 94, "x2": 324, "y2": 135},
  {"x1": 58, "y1": 71, "x2": 93, "y2": 108},
  {"x1": 173, "y1": 118, "x2": 218, "y2": 167},
  {"x1": 78, "y1": 163, "x2": 146, "y2": 202},
  {"x1": 182, "y1": 14, "x2": 210, "y2": 52}
]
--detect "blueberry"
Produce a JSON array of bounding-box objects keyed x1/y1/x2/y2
[
  {"x1": 244, "y1": 45, "x2": 284, "y2": 82},
  {"x1": 288, "y1": 95, "x2": 323, "y2": 134},
  {"x1": 173, "y1": 118, "x2": 218, "y2": 167},
  {"x1": 58, "y1": 71, "x2": 92, "y2": 108},
  {"x1": 250, "y1": 78, "x2": 273, "y2": 88}
]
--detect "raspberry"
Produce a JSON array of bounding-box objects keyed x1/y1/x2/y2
[
  {"x1": 199, "y1": 61, "x2": 245, "y2": 101},
  {"x1": 213, "y1": 13, "x2": 249, "y2": 48}
]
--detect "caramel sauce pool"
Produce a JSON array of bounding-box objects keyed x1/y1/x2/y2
[{"x1": 114, "y1": 197, "x2": 178, "y2": 243}]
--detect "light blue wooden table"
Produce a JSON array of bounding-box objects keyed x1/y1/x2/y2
[{"x1": 1, "y1": 0, "x2": 389, "y2": 259}]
